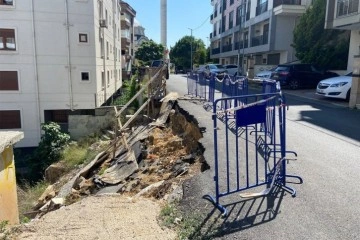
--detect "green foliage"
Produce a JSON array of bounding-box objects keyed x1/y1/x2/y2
[
  {"x1": 135, "y1": 40, "x2": 164, "y2": 66},
  {"x1": 28, "y1": 122, "x2": 70, "y2": 181},
  {"x1": 0, "y1": 221, "x2": 8, "y2": 233},
  {"x1": 292, "y1": 0, "x2": 349, "y2": 69},
  {"x1": 62, "y1": 144, "x2": 94, "y2": 169},
  {"x1": 112, "y1": 74, "x2": 139, "y2": 108},
  {"x1": 170, "y1": 36, "x2": 207, "y2": 70}
]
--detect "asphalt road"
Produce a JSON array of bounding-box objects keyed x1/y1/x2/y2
[{"x1": 166, "y1": 74, "x2": 360, "y2": 240}]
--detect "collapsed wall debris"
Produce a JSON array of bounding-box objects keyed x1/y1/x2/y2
[{"x1": 28, "y1": 92, "x2": 209, "y2": 219}]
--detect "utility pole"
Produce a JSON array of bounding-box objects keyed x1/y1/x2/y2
[
  {"x1": 188, "y1": 28, "x2": 193, "y2": 71},
  {"x1": 237, "y1": 0, "x2": 247, "y2": 76}
]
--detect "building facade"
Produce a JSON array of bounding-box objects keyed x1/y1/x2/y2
[
  {"x1": 325, "y1": 0, "x2": 360, "y2": 107},
  {"x1": 0, "y1": 0, "x2": 123, "y2": 147},
  {"x1": 120, "y1": 1, "x2": 135, "y2": 80},
  {"x1": 209, "y1": 0, "x2": 312, "y2": 74}
]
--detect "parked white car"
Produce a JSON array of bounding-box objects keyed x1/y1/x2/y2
[
  {"x1": 223, "y1": 64, "x2": 242, "y2": 76},
  {"x1": 316, "y1": 72, "x2": 352, "y2": 100},
  {"x1": 255, "y1": 67, "x2": 276, "y2": 79}
]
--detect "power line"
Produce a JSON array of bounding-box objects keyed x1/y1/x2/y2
[{"x1": 191, "y1": 15, "x2": 210, "y2": 32}]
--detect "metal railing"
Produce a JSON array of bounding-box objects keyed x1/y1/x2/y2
[
  {"x1": 256, "y1": 1, "x2": 268, "y2": 16},
  {"x1": 273, "y1": 0, "x2": 301, "y2": 8},
  {"x1": 337, "y1": 0, "x2": 359, "y2": 17}
]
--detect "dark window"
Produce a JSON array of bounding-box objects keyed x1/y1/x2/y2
[
  {"x1": 81, "y1": 72, "x2": 89, "y2": 81},
  {"x1": 0, "y1": 28, "x2": 16, "y2": 51},
  {"x1": 79, "y1": 33, "x2": 88, "y2": 43},
  {"x1": 267, "y1": 53, "x2": 280, "y2": 65},
  {"x1": 0, "y1": 71, "x2": 18, "y2": 90},
  {"x1": 0, "y1": 0, "x2": 13, "y2": 6},
  {"x1": 0, "y1": 110, "x2": 21, "y2": 129}
]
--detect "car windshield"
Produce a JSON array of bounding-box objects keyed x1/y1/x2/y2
[
  {"x1": 275, "y1": 66, "x2": 290, "y2": 72},
  {"x1": 345, "y1": 72, "x2": 353, "y2": 76},
  {"x1": 209, "y1": 64, "x2": 224, "y2": 69}
]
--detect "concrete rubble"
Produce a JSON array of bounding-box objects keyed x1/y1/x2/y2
[{"x1": 29, "y1": 92, "x2": 207, "y2": 219}]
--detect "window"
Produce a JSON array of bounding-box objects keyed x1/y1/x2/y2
[
  {"x1": 0, "y1": 110, "x2": 21, "y2": 129},
  {"x1": 0, "y1": 28, "x2": 16, "y2": 51},
  {"x1": 0, "y1": 0, "x2": 13, "y2": 6},
  {"x1": 0, "y1": 71, "x2": 18, "y2": 90},
  {"x1": 229, "y1": 11, "x2": 234, "y2": 29},
  {"x1": 79, "y1": 33, "x2": 88, "y2": 43},
  {"x1": 81, "y1": 72, "x2": 89, "y2": 81}
]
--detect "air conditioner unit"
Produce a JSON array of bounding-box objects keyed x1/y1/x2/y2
[{"x1": 99, "y1": 19, "x2": 108, "y2": 28}]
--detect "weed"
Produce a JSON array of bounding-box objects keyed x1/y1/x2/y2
[
  {"x1": 0, "y1": 221, "x2": 8, "y2": 233},
  {"x1": 159, "y1": 203, "x2": 179, "y2": 228},
  {"x1": 62, "y1": 143, "x2": 91, "y2": 169},
  {"x1": 17, "y1": 181, "x2": 49, "y2": 220}
]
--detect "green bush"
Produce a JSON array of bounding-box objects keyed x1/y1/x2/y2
[{"x1": 28, "y1": 122, "x2": 70, "y2": 181}]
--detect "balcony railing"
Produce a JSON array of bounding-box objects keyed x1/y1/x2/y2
[
  {"x1": 222, "y1": 44, "x2": 233, "y2": 52},
  {"x1": 235, "y1": 41, "x2": 248, "y2": 50},
  {"x1": 256, "y1": 1, "x2": 268, "y2": 16},
  {"x1": 212, "y1": 47, "x2": 220, "y2": 55},
  {"x1": 273, "y1": 0, "x2": 301, "y2": 8},
  {"x1": 251, "y1": 34, "x2": 269, "y2": 47},
  {"x1": 337, "y1": 0, "x2": 359, "y2": 17}
]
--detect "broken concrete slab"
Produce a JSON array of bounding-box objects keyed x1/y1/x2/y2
[
  {"x1": 57, "y1": 151, "x2": 107, "y2": 198},
  {"x1": 97, "y1": 151, "x2": 138, "y2": 185},
  {"x1": 95, "y1": 183, "x2": 125, "y2": 195},
  {"x1": 45, "y1": 162, "x2": 67, "y2": 184},
  {"x1": 134, "y1": 180, "x2": 165, "y2": 198}
]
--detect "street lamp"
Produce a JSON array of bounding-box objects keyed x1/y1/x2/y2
[{"x1": 188, "y1": 28, "x2": 193, "y2": 72}]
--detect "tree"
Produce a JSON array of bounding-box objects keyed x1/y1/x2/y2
[
  {"x1": 292, "y1": 0, "x2": 350, "y2": 69},
  {"x1": 135, "y1": 40, "x2": 164, "y2": 66},
  {"x1": 170, "y1": 36, "x2": 207, "y2": 70}
]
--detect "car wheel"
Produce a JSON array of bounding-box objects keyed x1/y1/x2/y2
[
  {"x1": 289, "y1": 79, "x2": 299, "y2": 90},
  {"x1": 346, "y1": 89, "x2": 351, "y2": 101}
]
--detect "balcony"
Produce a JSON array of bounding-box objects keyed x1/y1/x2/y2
[
  {"x1": 210, "y1": 14, "x2": 213, "y2": 21},
  {"x1": 121, "y1": 14, "x2": 131, "y2": 28},
  {"x1": 256, "y1": 1, "x2": 268, "y2": 16},
  {"x1": 337, "y1": 0, "x2": 359, "y2": 17},
  {"x1": 273, "y1": 0, "x2": 306, "y2": 16},
  {"x1": 235, "y1": 41, "x2": 248, "y2": 50},
  {"x1": 222, "y1": 44, "x2": 233, "y2": 52},
  {"x1": 274, "y1": 0, "x2": 301, "y2": 8},
  {"x1": 211, "y1": 47, "x2": 220, "y2": 55},
  {"x1": 251, "y1": 34, "x2": 269, "y2": 47}
]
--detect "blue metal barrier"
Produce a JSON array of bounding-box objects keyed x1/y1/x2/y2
[{"x1": 204, "y1": 92, "x2": 303, "y2": 216}]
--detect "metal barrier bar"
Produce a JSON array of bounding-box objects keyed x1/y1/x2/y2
[{"x1": 204, "y1": 92, "x2": 302, "y2": 216}]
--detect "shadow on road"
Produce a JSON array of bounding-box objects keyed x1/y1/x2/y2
[{"x1": 187, "y1": 186, "x2": 286, "y2": 239}]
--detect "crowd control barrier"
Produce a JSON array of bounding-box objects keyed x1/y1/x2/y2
[{"x1": 204, "y1": 91, "x2": 303, "y2": 216}]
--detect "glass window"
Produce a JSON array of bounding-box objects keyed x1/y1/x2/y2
[
  {"x1": 0, "y1": 110, "x2": 21, "y2": 129},
  {"x1": 81, "y1": 72, "x2": 89, "y2": 81},
  {"x1": 79, "y1": 33, "x2": 88, "y2": 43},
  {"x1": 0, "y1": 71, "x2": 18, "y2": 90},
  {"x1": 0, "y1": 29, "x2": 16, "y2": 51},
  {"x1": 0, "y1": 0, "x2": 13, "y2": 6}
]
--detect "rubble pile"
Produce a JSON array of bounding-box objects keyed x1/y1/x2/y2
[{"x1": 28, "y1": 94, "x2": 208, "y2": 219}]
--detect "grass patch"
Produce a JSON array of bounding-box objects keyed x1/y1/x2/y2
[
  {"x1": 17, "y1": 180, "x2": 49, "y2": 222},
  {"x1": 159, "y1": 203, "x2": 206, "y2": 240},
  {"x1": 62, "y1": 143, "x2": 95, "y2": 169}
]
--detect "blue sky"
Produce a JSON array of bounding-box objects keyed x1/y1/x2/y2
[{"x1": 125, "y1": 0, "x2": 213, "y2": 48}]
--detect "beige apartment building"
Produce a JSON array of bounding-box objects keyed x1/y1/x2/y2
[{"x1": 209, "y1": 0, "x2": 312, "y2": 74}]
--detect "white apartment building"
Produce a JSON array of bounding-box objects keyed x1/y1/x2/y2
[
  {"x1": 0, "y1": 0, "x2": 123, "y2": 147},
  {"x1": 210, "y1": 0, "x2": 312, "y2": 74}
]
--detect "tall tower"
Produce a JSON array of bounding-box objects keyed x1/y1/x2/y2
[{"x1": 160, "y1": 0, "x2": 167, "y2": 48}]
